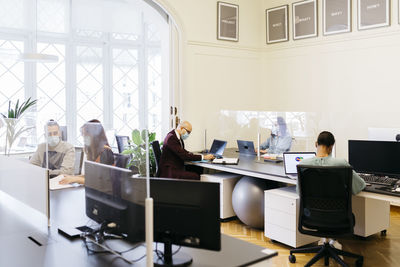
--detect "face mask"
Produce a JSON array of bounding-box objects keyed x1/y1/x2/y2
[
  {"x1": 181, "y1": 132, "x2": 190, "y2": 140},
  {"x1": 271, "y1": 125, "x2": 278, "y2": 136},
  {"x1": 84, "y1": 136, "x2": 91, "y2": 146},
  {"x1": 47, "y1": 136, "x2": 60, "y2": 147}
]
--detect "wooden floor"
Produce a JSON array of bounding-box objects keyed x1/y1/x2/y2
[{"x1": 221, "y1": 206, "x2": 400, "y2": 267}]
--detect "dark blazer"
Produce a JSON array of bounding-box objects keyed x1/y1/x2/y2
[{"x1": 159, "y1": 130, "x2": 202, "y2": 179}]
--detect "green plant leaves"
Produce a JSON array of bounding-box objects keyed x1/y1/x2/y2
[
  {"x1": 125, "y1": 128, "x2": 158, "y2": 176},
  {"x1": 149, "y1": 132, "x2": 156, "y2": 143},
  {"x1": 131, "y1": 129, "x2": 143, "y2": 146},
  {"x1": 2, "y1": 97, "x2": 37, "y2": 119}
]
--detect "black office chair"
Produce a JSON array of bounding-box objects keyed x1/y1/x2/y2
[
  {"x1": 289, "y1": 165, "x2": 364, "y2": 267},
  {"x1": 115, "y1": 135, "x2": 130, "y2": 153},
  {"x1": 74, "y1": 147, "x2": 84, "y2": 175},
  {"x1": 151, "y1": 140, "x2": 161, "y2": 177},
  {"x1": 113, "y1": 153, "x2": 130, "y2": 169}
]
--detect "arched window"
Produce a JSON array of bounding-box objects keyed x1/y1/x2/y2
[{"x1": 0, "y1": 0, "x2": 170, "y2": 145}]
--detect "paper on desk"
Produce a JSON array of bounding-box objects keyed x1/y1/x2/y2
[
  {"x1": 212, "y1": 157, "x2": 239, "y2": 165},
  {"x1": 49, "y1": 175, "x2": 78, "y2": 190}
]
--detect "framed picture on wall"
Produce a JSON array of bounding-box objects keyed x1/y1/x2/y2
[
  {"x1": 217, "y1": 2, "x2": 239, "y2": 41},
  {"x1": 358, "y1": 0, "x2": 390, "y2": 30},
  {"x1": 323, "y1": 0, "x2": 351, "y2": 35},
  {"x1": 266, "y1": 5, "x2": 289, "y2": 44},
  {"x1": 293, "y1": 0, "x2": 318, "y2": 40}
]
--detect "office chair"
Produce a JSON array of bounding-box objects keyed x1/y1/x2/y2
[
  {"x1": 60, "y1": 126, "x2": 67, "y2": 141},
  {"x1": 114, "y1": 153, "x2": 130, "y2": 169},
  {"x1": 289, "y1": 165, "x2": 364, "y2": 267},
  {"x1": 151, "y1": 140, "x2": 161, "y2": 177},
  {"x1": 74, "y1": 147, "x2": 84, "y2": 175},
  {"x1": 115, "y1": 135, "x2": 130, "y2": 153}
]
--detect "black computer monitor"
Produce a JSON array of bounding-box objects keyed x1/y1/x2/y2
[
  {"x1": 84, "y1": 161, "x2": 221, "y2": 266},
  {"x1": 150, "y1": 177, "x2": 220, "y2": 266},
  {"x1": 348, "y1": 140, "x2": 400, "y2": 177},
  {"x1": 85, "y1": 161, "x2": 146, "y2": 243}
]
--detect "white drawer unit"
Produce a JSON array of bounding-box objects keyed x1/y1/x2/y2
[
  {"x1": 264, "y1": 186, "x2": 391, "y2": 248},
  {"x1": 201, "y1": 173, "x2": 242, "y2": 219},
  {"x1": 352, "y1": 193, "x2": 390, "y2": 237},
  {"x1": 264, "y1": 186, "x2": 319, "y2": 248}
]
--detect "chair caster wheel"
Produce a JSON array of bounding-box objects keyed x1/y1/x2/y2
[
  {"x1": 289, "y1": 254, "x2": 296, "y2": 263},
  {"x1": 381, "y1": 230, "x2": 387, "y2": 236},
  {"x1": 356, "y1": 258, "x2": 363, "y2": 267}
]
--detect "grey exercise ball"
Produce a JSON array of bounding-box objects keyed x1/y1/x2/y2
[{"x1": 232, "y1": 176, "x2": 272, "y2": 229}]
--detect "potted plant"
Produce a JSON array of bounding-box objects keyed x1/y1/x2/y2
[
  {"x1": 122, "y1": 129, "x2": 158, "y2": 176},
  {"x1": 1, "y1": 98, "x2": 37, "y2": 155}
]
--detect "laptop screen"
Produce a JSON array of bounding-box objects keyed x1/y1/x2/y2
[
  {"x1": 237, "y1": 140, "x2": 255, "y2": 155},
  {"x1": 283, "y1": 152, "x2": 316, "y2": 174},
  {"x1": 209, "y1": 139, "x2": 227, "y2": 156}
]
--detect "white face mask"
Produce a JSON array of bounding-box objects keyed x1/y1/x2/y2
[
  {"x1": 47, "y1": 136, "x2": 60, "y2": 147},
  {"x1": 83, "y1": 136, "x2": 91, "y2": 146},
  {"x1": 181, "y1": 131, "x2": 190, "y2": 140}
]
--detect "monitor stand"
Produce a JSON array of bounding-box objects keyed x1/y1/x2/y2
[{"x1": 154, "y1": 239, "x2": 192, "y2": 267}]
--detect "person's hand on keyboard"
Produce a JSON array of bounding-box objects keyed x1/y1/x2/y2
[{"x1": 60, "y1": 175, "x2": 84, "y2": 185}]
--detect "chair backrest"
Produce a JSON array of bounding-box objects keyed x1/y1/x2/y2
[
  {"x1": 151, "y1": 140, "x2": 161, "y2": 177},
  {"x1": 74, "y1": 147, "x2": 84, "y2": 175},
  {"x1": 60, "y1": 126, "x2": 67, "y2": 141},
  {"x1": 114, "y1": 153, "x2": 130, "y2": 169},
  {"x1": 115, "y1": 135, "x2": 130, "y2": 153},
  {"x1": 296, "y1": 165, "x2": 354, "y2": 237}
]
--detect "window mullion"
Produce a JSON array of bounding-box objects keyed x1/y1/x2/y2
[
  {"x1": 65, "y1": 39, "x2": 76, "y2": 143},
  {"x1": 139, "y1": 13, "x2": 148, "y2": 131},
  {"x1": 103, "y1": 33, "x2": 113, "y2": 130}
]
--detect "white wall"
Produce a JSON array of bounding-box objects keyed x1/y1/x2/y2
[
  {"x1": 157, "y1": 0, "x2": 400, "y2": 158},
  {"x1": 261, "y1": 0, "x2": 400, "y2": 158},
  {"x1": 157, "y1": 0, "x2": 265, "y2": 149}
]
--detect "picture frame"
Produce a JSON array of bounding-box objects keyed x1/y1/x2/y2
[
  {"x1": 293, "y1": 0, "x2": 318, "y2": 40},
  {"x1": 217, "y1": 2, "x2": 239, "y2": 41},
  {"x1": 266, "y1": 5, "x2": 289, "y2": 44},
  {"x1": 358, "y1": 0, "x2": 390, "y2": 30},
  {"x1": 323, "y1": 0, "x2": 352, "y2": 35}
]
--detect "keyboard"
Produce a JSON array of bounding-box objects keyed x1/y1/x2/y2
[{"x1": 359, "y1": 174, "x2": 398, "y2": 186}]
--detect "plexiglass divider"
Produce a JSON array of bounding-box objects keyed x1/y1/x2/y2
[{"x1": 208, "y1": 110, "x2": 321, "y2": 157}]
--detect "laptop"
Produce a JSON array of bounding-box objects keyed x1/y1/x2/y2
[
  {"x1": 205, "y1": 139, "x2": 227, "y2": 158},
  {"x1": 237, "y1": 140, "x2": 256, "y2": 155},
  {"x1": 283, "y1": 152, "x2": 316, "y2": 179}
]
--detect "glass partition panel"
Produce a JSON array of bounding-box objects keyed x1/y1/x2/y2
[
  {"x1": 205, "y1": 110, "x2": 400, "y2": 160},
  {"x1": 208, "y1": 110, "x2": 320, "y2": 157}
]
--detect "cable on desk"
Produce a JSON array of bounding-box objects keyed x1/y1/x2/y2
[{"x1": 154, "y1": 242, "x2": 182, "y2": 260}]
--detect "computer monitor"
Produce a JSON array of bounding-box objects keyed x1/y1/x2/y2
[
  {"x1": 85, "y1": 161, "x2": 146, "y2": 243},
  {"x1": 348, "y1": 140, "x2": 400, "y2": 177},
  {"x1": 209, "y1": 139, "x2": 227, "y2": 157},
  {"x1": 84, "y1": 161, "x2": 221, "y2": 266},
  {"x1": 151, "y1": 177, "x2": 220, "y2": 266}
]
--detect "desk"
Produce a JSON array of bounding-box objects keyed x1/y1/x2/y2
[
  {"x1": 190, "y1": 148, "x2": 296, "y2": 185},
  {"x1": 0, "y1": 187, "x2": 277, "y2": 267}
]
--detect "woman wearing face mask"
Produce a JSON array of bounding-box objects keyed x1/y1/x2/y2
[
  {"x1": 257, "y1": 116, "x2": 292, "y2": 155},
  {"x1": 60, "y1": 119, "x2": 113, "y2": 184},
  {"x1": 30, "y1": 120, "x2": 75, "y2": 176}
]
